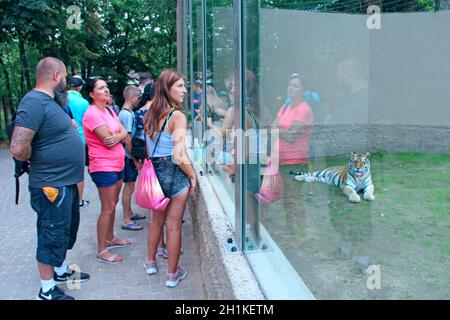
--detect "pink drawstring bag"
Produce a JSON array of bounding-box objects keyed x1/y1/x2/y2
[
  {"x1": 255, "y1": 159, "x2": 284, "y2": 205},
  {"x1": 135, "y1": 158, "x2": 170, "y2": 211},
  {"x1": 135, "y1": 112, "x2": 175, "y2": 211}
]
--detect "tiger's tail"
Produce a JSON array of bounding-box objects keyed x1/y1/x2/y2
[{"x1": 293, "y1": 167, "x2": 344, "y2": 187}]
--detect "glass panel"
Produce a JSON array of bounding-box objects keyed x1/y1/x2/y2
[
  {"x1": 202, "y1": 0, "x2": 237, "y2": 225},
  {"x1": 190, "y1": 0, "x2": 205, "y2": 148},
  {"x1": 241, "y1": 0, "x2": 450, "y2": 299}
]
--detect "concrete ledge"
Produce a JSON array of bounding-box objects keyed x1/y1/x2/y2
[{"x1": 188, "y1": 163, "x2": 265, "y2": 300}]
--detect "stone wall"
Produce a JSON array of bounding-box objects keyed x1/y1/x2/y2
[{"x1": 310, "y1": 124, "x2": 450, "y2": 157}]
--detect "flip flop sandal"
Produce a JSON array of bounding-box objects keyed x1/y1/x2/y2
[
  {"x1": 130, "y1": 213, "x2": 146, "y2": 221},
  {"x1": 121, "y1": 222, "x2": 144, "y2": 231},
  {"x1": 106, "y1": 238, "x2": 132, "y2": 249},
  {"x1": 96, "y1": 249, "x2": 123, "y2": 265}
]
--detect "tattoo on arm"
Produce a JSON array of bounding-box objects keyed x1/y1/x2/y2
[{"x1": 10, "y1": 126, "x2": 36, "y2": 161}]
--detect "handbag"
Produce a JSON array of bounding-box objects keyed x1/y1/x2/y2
[
  {"x1": 135, "y1": 111, "x2": 174, "y2": 211},
  {"x1": 255, "y1": 158, "x2": 284, "y2": 205}
]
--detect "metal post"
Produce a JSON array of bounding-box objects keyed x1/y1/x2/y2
[
  {"x1": 189, "y1": 0, "x2": 195, "y2": 143},
  {"x1": 233, "y1": 0, "x2": 245, "y2": 251},
  {"x1": 201, "y1": 0, "x2": 208, "y2": 172},
  {"x1": 176, "y1": 0, "x2": 184, "y2": 73}
]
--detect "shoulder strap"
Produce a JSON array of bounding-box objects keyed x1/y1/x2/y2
[
  {"x1": 161, "y1": 109, "x2": 176, "y2": 132},
  {"x1": 246, "y1": 109, "x2": 259, "y2": 130},
  {"x1": 246, "y1": 109, "x2": 260, "y2": 160},
  {"x1": 105, "y1": 107, "x2": 114, "y2": 117},
  {"x1": 122, "y1": 108, "x2": 136, "y2": 129},
  {"x1": 281, "y1": 104, "x2": 289, "y2": 116},
  {"x1": 150, "y1": 110, "x2": 176, "y2": 159},
  {"x1": 67, "y1": 106, "x2": 74, "y2": 119},
  {"x1": 11, "y1": 110, "x2": 17, "y2": 121}
]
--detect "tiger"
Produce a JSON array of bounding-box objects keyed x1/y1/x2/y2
[{"x1": 291, "y1": 152, "x2": 375, "y2": 203}]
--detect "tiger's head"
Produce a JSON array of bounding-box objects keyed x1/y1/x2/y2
[{"x1": 348, "y1": 152, "x2": 371, "y2": 178}]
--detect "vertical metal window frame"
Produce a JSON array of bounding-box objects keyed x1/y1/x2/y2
[
  {"x1": 188, "y1": 0, "x2": 195, "y2": 137},
  {"x1": 233, "y1": 0, "x2": 245, "y2": 250},
  {"x1": 200, "y1": 0, "x2": 209, "y2": 173},
  {"x1": 179, "y1": 0, "x2": 189, "y2": 117}
]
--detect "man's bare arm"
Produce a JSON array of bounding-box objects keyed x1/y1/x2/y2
[{"x1": 10, "y1": 126, "x2": 36, "y2": 161}]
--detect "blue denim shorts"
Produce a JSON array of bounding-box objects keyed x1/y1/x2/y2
[
  {"x1": 90, "y1": 170, "x2": 124, "y2": 188},
  {"x1": 124, "y1": 157, "x2": 138, "y2": 183},
  {"x1": 29, "y1": 185, "x2": 80, "y2": 267},
  {"x1": 152, "y1": 156, "x2": 190, "y2": 198}
]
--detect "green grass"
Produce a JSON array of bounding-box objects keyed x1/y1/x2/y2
[{"x1": 262, "y1": 152, "x2": 450, "y2": 299}]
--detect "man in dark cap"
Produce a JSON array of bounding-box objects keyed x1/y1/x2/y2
[{"x1": 68, "y1": 75, "x2": 90, "y2": 209}]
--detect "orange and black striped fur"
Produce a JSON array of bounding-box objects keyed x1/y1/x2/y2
[{"x1": 293, "y1": 152, "x2": 375, "y2": 203}]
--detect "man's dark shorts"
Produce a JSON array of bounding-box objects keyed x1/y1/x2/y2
[
  {"x1": 124, "y1": 157, "x2": 138, "y2": 183},
  {"x1": 29, "y1": 185, "x2": 79, "y2": 267}
]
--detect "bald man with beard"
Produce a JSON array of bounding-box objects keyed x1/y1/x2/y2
[{"x1": 10, "y1": 57, "x2": 90, "y2": 300}]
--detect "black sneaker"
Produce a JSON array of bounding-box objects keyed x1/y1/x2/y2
[
  {"x1": 79, "y1": 199, "x2": 90, "y2": 208},
  {"x1": 37, "y1": 286, "x2": 75, "y2": 300},
  {"x1": 54, "y1": 269, "x2": 90, "y2": 284}
]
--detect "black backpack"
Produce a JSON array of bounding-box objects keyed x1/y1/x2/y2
[
  {"x1": 130, "y1": 110, "x2": 148, "y2": 160},
  {"x1": 6, "y1": 111, "x2": 30, "y2": 205}
]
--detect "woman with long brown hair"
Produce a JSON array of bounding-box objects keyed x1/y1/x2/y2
[{"x1": 142, "y1": 69, "x2": 196, "y2": 288}]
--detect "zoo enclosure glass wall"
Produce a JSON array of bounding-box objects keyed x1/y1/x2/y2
[{"x1": 183, "y1": 0, "x2": 450, "y2": 299}]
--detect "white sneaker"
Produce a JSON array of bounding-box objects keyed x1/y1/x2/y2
[
  {"x1": 143, "y1": 259, "x2": 158, "y2": 275},
  {"x1": 165, "y1": 266, "x2": 187, "y2": 288}
]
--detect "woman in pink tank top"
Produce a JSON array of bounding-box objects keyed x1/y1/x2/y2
[
  {"x1": 83, "y1": 77, "x2": 130, "y2": 265},
  {"x1": 274, "y1": 74, "x2": 313, "y2": 165}
]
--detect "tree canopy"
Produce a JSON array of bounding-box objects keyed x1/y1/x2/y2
[{"x1": 0, "y1": 0, "x2": 177, "y2": 111}]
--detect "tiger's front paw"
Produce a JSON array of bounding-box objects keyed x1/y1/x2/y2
[
  {"x1": 363, "y1": 192, "x2": 375, "y2": 201},
  {"x1": 348, "y1": 193, "x2": 361, "y2": 203},
  {"x1": 294, "y1": 175, "x2": 305, "y2": 181}
]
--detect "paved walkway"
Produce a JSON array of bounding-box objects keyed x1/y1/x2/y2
[{"x1": 0, "y1": 149, "x2": 207, "y2": 300}]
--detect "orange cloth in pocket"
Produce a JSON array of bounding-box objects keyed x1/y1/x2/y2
[{"x1": 42, "y1": 187, "x2": 59, "y2": 203}]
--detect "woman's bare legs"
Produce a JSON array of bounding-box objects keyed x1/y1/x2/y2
[
  {"x1": 147, "y1": 210, "x2": 166, "y2": 262},
  {"x1": 165, "y1": 189, "x2": 189, "y2": 273},
  {"x1": 158, "y1": 231, "x2": 166, "y2": 250},
  {"x1": 97, "y1": 180, "x2": 124, "y2": 261},
  {"x1": 146, "y1": 189, "x2": 188, "y2": 273}
]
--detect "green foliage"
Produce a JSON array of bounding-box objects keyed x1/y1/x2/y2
[{"x1": 0, "y1": 0, "x2": 177, "y2": 108}]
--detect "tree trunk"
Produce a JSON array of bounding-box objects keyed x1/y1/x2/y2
[
  {"x1": 0, "y1": 53, "x2": 14, "y2": 112},
  {"x1": 2, "y1": 96, "x2": 10, "y2": 129},
  {"x1": 19, "y1": 67, "x2": 25, "y2": 98},
  {"x1": 435, "y1": 0, "x2": 441, "y2": 11},
  {"x1": 5, "y1": 49, "x2": 21, "y2": 106},
  {"x1": 87, "y1": 60, "x2": 92, "y2": 79},
  {"x1": 115, "y1": 27, "x2": 131, "y2": 106},
  {"x1": 18, "y1": 36, "x2": 32, "y2": 90}
]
